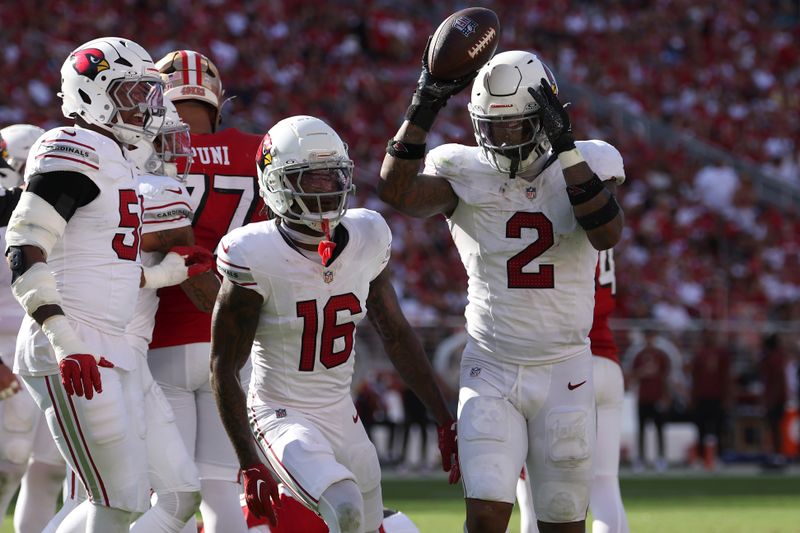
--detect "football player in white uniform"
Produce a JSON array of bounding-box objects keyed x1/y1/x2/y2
[
  {"x1": 210, "y1": 115, "x2": 458, "y2": 533},
  {"x1": 43, "y1": 101, "x2": 212, "y2": 533},
  {"x1": 0, "y1": 124, "x2": 68, "y2": 533},
  {"x1": 4, "y1": 37, "x2": 209, "y2": 533},
  {"x1": 380, "y1": 50, "x2": 625, "y2": 533}
]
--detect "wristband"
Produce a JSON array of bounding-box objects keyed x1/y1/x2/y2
[
  {"x1": 557, "y1": 148, "x2": 585, "y2": 169},
  {"x1": 41, "y1": 315, "x2": 89, "y2": 363},
  {"x1": 142, "y1": 251, "x2": 189, "y2": 289},
  {"x1": 576, "y1": 195, "x2": 621, "y2": 230},
  {"x1": 566, "y1": 174, "x2": 605, "y2": 205},
  {"x1": 405, "y1": 102, "x2": 441, "y2": 132},
  {"x1": 386, "y1": 139, "x2": 426, "y2": 160}
]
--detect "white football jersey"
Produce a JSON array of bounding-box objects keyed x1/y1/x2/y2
[
  {"x1": 14, "y1": 126, "x2": 142, "y2": 375},
  {"x1": 423, "y1": 140, "x2": 625, "y2": 365},
  {"x1": 216, "y1": 208, "x2": 391, "y2": 409},
  {"x1": 125, "y1": 174, "x2": 192, "y2": 344}
]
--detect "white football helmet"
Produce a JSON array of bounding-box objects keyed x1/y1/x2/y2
[
  {"x1": 128, "y1": 98, "x2": 192, "y2": 181},
  {"x1": 468, "y1": 50, "x2": 559, "y2": 176},
  {"x1": 0, "y1": 124, "x2": 45, "y2": 187},
  {"x1": 256, "y1": 115, "x2": 355, "y2": 234},
  {"x1": 156, "y1": 50, "x2": 225, "y2": 130},
  {"x1": 60, "y1": 37, "x2": 166, "y2": 144}
]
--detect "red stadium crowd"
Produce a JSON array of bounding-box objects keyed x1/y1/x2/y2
[{"x1": 1, "y1": 0, "x2": 799, "y2": 329}]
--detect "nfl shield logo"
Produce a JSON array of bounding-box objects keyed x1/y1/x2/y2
[
  {"x1": 470, "y1": 367, "x2": 481, "y2": 377},
  {"x1": 323, "y1": 270, "x2": 334, "y2": 284},
  {"x1": 525, "y1": 186, "x2": 536, "y2": 200},
  {"x1": 275, "y1": 408, "x2": 287, "y2": 419}
]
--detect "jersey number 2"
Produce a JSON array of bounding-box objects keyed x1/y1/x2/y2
[
  {"x1": 296, "y1": 294, "x2": 362, "y2": 372},
  {"x1": 506, "y1": 212, "x2": 555, "y2": 289},
  {"x1": 112, "y1": 189, "x2": 141, "y2": 261}
]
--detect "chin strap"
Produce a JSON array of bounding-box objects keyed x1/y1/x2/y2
[
  {"x1": 317, "y1": 219, "x2": 336, "y2": 265},
  {"x1": 508, "y1": 157, "x2": 520, "y2": 180}
]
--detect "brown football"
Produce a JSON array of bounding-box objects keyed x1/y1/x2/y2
[{"x1": 427, "y1": 7, "x2": 500, "y2": 80}]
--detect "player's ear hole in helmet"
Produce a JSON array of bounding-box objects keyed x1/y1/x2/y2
[
  {"x1": 59, "y1": 37, "x2": 166, "y2": 145},
  {"x1": 256, "y1": 115, "x2": 355, "y2": 235},
  {"x1": 468, "y1": 50, "x2": 558, "y2": 177}
]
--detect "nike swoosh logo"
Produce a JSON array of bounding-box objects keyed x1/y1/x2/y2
[
  {"x1": 352, "y1": 412, "x2": 359, "y2": 424},
  {"x1": 221, "y1": 241, "x2": 230, "y2": 254},
  {"x1": 568, "y1": 380, "x2": 587, "y2": 390},
  {"x1": 63, "y1": 130, "x2": 77, "y2": 136},
  {"x1": 164, "y1": 187, "x2": 182, "y2": 194},
  {"x1": 256, "y1": 479, "x2": 265, "y2": 497}
]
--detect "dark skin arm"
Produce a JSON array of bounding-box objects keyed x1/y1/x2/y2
[
  {"x1": 378, "y1": 122, "x2": 458, "y2": 219},
  {"x1": 366, "y1": 266, "x2": 453, "y2": 425},
  {"x1": 210, "y1": 278, "x2": 263, "y2": 467},
  {"x1": 562, "y1": 164, "x2": 623, "y2": 250},
  {"x1": 140, "y1": 224, "x2": 220, "y2": 312}
]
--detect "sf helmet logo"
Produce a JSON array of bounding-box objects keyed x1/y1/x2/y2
[{"x1": 72, "y1": 48, "x2": 110, "y2": 80}]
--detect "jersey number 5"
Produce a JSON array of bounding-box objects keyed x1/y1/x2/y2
[
  {"x1": 296, "y1": 294, "x2": 362, "y2": 372},
  {"x1": 112, "y1": 189, "x2": 141, "y2": 262},
  {"x1": 506, "y1": 212, "x2": 555, "y2": 289}
]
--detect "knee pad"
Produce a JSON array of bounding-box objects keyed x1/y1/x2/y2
[
  {"x1": 346, "y1": 441, "x2": 381, "y2": 493},
  {"x1": 459, "y1": 396, "x2": 522, "y2": 503},
  {"x1": 546, "y1": 407, "x2": 591, "y2": 467},
  {"x1": 156, "y1": 490, "x2": 202, "y2": 523},
  {"x1": 319, "y1": 479, "x2": 364, "y2": 533}
]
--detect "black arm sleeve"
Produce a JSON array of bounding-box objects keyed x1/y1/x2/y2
[
  {"x1": 26, "y1": 171, "x2": 101, "y2": 222},
  {"x1": 0, "y1": 187, "x2": 24, "y2": 228}
]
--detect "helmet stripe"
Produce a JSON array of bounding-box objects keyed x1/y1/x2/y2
[
  {"x1": 179, "y1": 50, "x2": 190, "y2": 85},
  {"x1": 194, "y1": 52, "x2": 203, "y2": 86}
]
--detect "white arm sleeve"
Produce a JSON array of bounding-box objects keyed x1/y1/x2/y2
[{"x1": 4, "y1": 191, "x2": 67, "y2": 256}]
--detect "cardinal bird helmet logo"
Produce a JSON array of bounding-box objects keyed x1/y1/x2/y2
[{"x1": 71, "y1": 48, "x2": 110, "y2": 80}]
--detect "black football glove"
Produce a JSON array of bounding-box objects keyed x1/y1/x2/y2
[
  {"x1": 406, "y1": 36, "x2": 478, "y2": 132},
  {"x1": 527, "y1": 78, "x2": 576, "y2": 154}
]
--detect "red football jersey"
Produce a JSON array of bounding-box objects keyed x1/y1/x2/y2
[
  {"x1": 589, "y1": 249, "x2": 619, "y2": 364},
  {"x1": 150, "y1": 128, "x2": 267, "y2": 349}
]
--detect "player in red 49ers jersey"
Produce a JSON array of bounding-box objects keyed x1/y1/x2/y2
[{"x1": 149, "y1": 50, "x2": 266, "y2": 533}]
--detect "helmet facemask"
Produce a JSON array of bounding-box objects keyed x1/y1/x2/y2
[
  {"x1": 108, "y1": 78, "x2": 166, "y2": 144},
  {"x1": 470, "y1": 110, "x2": 549, "y2": 176},
  {"x1": 153, "y1": 121, "x2": 192, "y2": 181},
  {"x1": 268, "y1": 162, "x2": 355, "y2": 234},
  {"x1": 0, "y1": 135, "x2": 21, "y2": 188}
]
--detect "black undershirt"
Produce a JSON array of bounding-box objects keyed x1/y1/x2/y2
[{"x1": 26, "y1": 171, "x2": 100, "y2": 222}]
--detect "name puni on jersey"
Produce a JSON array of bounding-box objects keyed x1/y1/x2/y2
[{"x1": 423, "y1": 139, "x2": 625, "y2": 365}]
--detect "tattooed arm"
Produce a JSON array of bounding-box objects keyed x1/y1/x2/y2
[
  {"x1": 141, "y1": 225, "x2": 220, "y2": 312},
  {"x1": 378, "y1": 122, "x2": 458, "y2": 219},
  {"x1": 366, "y1": 266, "x2": 453, "y2": 425},
  {"x1": 210, "y1": 278, "x2": 263, "y2": 467}
]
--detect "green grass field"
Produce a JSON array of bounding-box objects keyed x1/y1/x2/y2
[{"x1": 3, "y1": 473, "x2": 800, "y2": 532}]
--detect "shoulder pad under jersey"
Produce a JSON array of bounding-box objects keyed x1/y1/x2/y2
[
  {"x1": 343, "y1": 208, "x2": 392, "y2": 278},
  {"x1": 25, "y1": 127, "x2": 119, "y2": 182},
  {"x1": 576, "y1": 140, "x2": 625, "y2": 185},
  {"x1": 138, "y1": 174, "x2": 193, "y2": 229},
  {"x1": 216, "y1": 225, "x2": 259, "y2": 288}
]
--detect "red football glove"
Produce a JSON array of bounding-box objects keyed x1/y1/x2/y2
[
  {"x1": 170, "y1": 245, "x2": 215, "y2": 277},
  {"x1": 59, "y1": 354, "x2": 114, "y2": 400},
  {"x1": 241, "y1": 463, "x2": 280, "y2": 527},
  {"x1": 437, "y1": 419, "x2": 460, "y2": 484}
]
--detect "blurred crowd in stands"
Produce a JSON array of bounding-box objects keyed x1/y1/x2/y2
[{"x1": 2, "y1": 0, "x2": 799, "y2": 463}]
